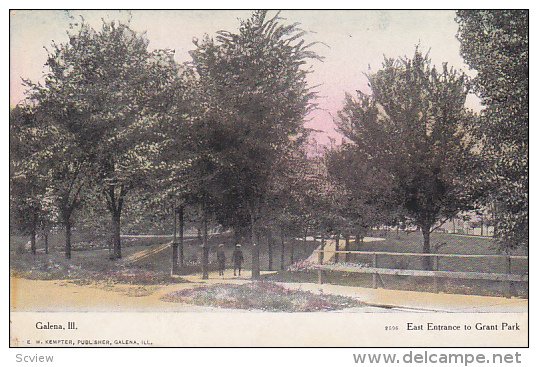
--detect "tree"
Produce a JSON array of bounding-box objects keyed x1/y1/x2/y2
[
  {"x1": 325, "y1": 144, "x2": 397, "y2": 249},
  {"x1": 456, "y1": 10, "x2": 529, "y2": 251},
  {"x1": 124, "y1": 63, "x2": 199, "y2": 272},
  {"x1": 10, "y1": 105, "x2": 51, "y2": 255},
  {"x1": 11, "y1": 96, "x2": 92, "y2": 259},
  {"x1": 337, "y1": 50, "x2": 480, "y2": 269},
  {"x1": 190, "y1": 11, "x2": 321, "y2": 278},
  {"x1": 26, "y1": 19, "x2": 183, "y2": 259}
]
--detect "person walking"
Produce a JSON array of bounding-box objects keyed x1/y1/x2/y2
[
  {"x1": 232, "y1": 244, "x2": 244, "y2": 276},
  {"x1": 217, "y1": 243, "x2": 226, "y2": 277}
]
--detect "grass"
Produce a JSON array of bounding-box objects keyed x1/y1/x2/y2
[
  {"x1": 265, "y1": 230, "x2": 529, "y2": 298},
  {"x1": 9, "y1": 229, "x2": 528, "y2": 298},
  {"x1": 346, "y1": 230, "x2": 528, "y2": 275},
  {"x1": 9, "y1": 230, "x2": 317, "y2": 288},
  {"x1": 10, "y1": 250, "x2": 188, "y2": 286},
  {"x1": 266, "y1": 270, "x2": 528, "y2": 298},
  {"x1": 161, "y1": 282, "x2": 363, "y2": 312}
]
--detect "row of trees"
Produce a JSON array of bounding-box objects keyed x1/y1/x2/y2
[
  {"x1": 10, "y1": 10, "x2": 528, "y2": 275},
  {"x1": 10, "y1": 12, "x2": 320, "y2": 276},
  {"x1": 319, "y1": 10, "x2": 528, "y2": 267}
]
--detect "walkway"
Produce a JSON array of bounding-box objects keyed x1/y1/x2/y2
[
  {"x1": 182, "y1": 270, "x2": 527, "y2": 313},
  {"x1": 305, "y1": 236, "x2": 385, "y2": 263},
  {"x1": 275, "y1": 281, "x2": 528, "y2": 313}
]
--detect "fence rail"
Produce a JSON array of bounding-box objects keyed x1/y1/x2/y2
[
  {"x1": 313, "y1": 249, "x2": 528, "y2": 260},
  {"x1": 313, "y1": 250, "x2": 528, "y2": 298}
]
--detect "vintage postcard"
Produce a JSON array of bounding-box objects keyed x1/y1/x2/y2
[{"x1": 9, "y1": 9, "x2": 528, "y2": 348}]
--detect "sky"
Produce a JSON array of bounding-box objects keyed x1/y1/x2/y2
[{"x1": 9, "y1": 10, "x2": 480, "y2": 145}]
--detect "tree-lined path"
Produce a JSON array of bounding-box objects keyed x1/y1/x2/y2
[{"x1": 10, "y1": 10, "x2": 528, "y2": 302}]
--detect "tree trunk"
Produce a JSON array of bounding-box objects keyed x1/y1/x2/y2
[
  {"x1": 112, "y1": 213, "x2": 121, "y2": 259},
  {"x1": 172, "y1": 206, "x2": 179, "y2": 275},
  {"x1": 280, "y1": 228, "x2": 285, "y2": 270},
  {"x1": 201, "y1": 210, "x2": 209, "y2": 280},
  {"x1": 65, "y1": 221, "x2": 72, "y2": 259},
  {"x1": 344, "y1": 235, "x2": 350, "y2": 262},
  {"x1": 44, "y1": 231, "x2": 49, "y2": 255},
  {"x1": 105, "y1": 184, "x2": 126, "y2": 261},
  {"x1": 30, "y1": 208, "x2": 38, "y2": 255},
  {"x1": 334, "y1": 233, "x2": 340, "y2": 263},
  {"x1": 30, "y1": 226, "x2": 37, "y2": 256},
  {"x1": 290, "y1": 239, "x2": 295, "y2": 264},
  {"x1": 302, "y1": 229, "x2": 307, "y2": 257},
  {"x1": 173, "y1": 205, "x2": 177, "y2": 243},
  {"x1": 251, "y1": 208, "x2": 260, "y2": 279},
  {"x1": 267, "y1": 230, "x2": 274, "y2": 271},
  {"x1": 320, "y1": 232, "x2": 325, "y2": 264},
  {"x1": 422, "y1": 226, "x2": 432, "y2": 270},
  {"x1": 179, "y1": 205, "x2": 184, "y2": 267},
  {"x1": 171, "y1": 243, "x2": 179, "y2": 275}
]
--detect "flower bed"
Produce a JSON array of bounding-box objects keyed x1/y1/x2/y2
[{"x1": 161, "y1": 281, "x2": 362, "y2": 312}]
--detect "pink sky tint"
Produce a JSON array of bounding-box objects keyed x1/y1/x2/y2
[{"x1": 10, "y1": 10, "x2": 481, "y2": 146}]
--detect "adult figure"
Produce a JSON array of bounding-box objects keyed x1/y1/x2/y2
[
  {"x1": 232, "y1": 244, "x2": 244, "y2": 276},
  {"x1": 217, "y1": 243, "x2": 226, "y2": 276}
]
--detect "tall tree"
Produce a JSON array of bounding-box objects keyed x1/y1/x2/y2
[
  {"x1": 26, "y1": 19, "x2": 182, "y2": 259},
  {"x1": 337, "y1": 50, "x2": 479, "y2": 269},
  {"x1": 456, "y1": 10, "x2": 529, "y2": 251},
  {"x1": 325, "y1": 145, "x2": 395, "y2": 248},
  {"x1": 11, "y1": 98, "x2": 91, "y2": 259},
  {"x1": 190, "y1": 11, "x2": 321, "y2": 278},
  {"x1": 10, "y1": 105, "x2": 50, "y2": 255}
]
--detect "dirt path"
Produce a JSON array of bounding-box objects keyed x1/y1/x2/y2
[
  {"x1": 276, "y1": 282, "x2": 528, "y2": 313},
  {"x1": 9, "y1": 270, "x2": 284, "y2": 313},
  {"x1": 13, "y1": 265, "x2": 524, "y2": 314},
  {"x1": 305, "y1": 236, "x2": 386, "y2": 263},
  {"x1": 9, "y1": 277, "x2": 220, "y2": 312},
  {"x1": 121, "y1": 242, "x2": 171, "y2": 265}
]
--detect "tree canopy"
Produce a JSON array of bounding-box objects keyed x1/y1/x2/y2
[
  {"x1": 456, "y1": 10, "x2": 529, "y2": 251},
  {"x1": 336, "y1": 50, "x2": 480, "y2": 268}
]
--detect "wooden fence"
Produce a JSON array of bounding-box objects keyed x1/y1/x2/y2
[{"x1": 314, "y1": 250, "x2": 528, "y2": 298}]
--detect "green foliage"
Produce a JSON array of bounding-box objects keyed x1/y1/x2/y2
[
  {"x1": 325, "y1": 145, "x2": 396, "y2": 236},
  {"x1": 189, "y1": 10, "x2": 321, "y2": 231},
  {"x1": 456, "y1": 10, "x2": 529, "y2": 250},
  {"x1": 336, "y1": 50, "x2": 480, "y2": 252},
  {"x1": 22, "y1": 18, "x2": 190, "y2": 258},
  {"x1": 10, "y1": 105, "x2": 50, "y2": 236}
]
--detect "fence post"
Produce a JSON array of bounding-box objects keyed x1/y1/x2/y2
[
  {"x1": 334, "y1": 234, "x2": 340, "y2": 264},
  {"x1": 433, "y1": 255, "x2": 439, "y2": 293},
  {"x1": 504, "y1": 255, "x2": 512, "y2": 298},
  {"x1": 318, "y1": 250, "x2": 323, "y2": 285},
  {"x1": 372, "y1": 253, "x2": 378, "y2": 289},
  {"x1": 320, "y1": 232, "x2": 325, "y2": 264},
  {"x1": 171, "y1": 242, "x2": 179, "y2": 275}
]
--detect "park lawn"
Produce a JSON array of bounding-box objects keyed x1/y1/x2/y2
[
  {"x1": 9, "y1": 235, "x2": 189, "y2": 287},
  {"x1": 132, "y1": 235, "x2": 319, "y2": 275},
  {"x1": 9, "y1": 231, "x2": 319, "y2": 282},
  {"x1": 265, "y1": 269, "x2": 528, "y2": 298},
  {"x1": 9, "y1": 229, "x2": 528, "y2": 298},
  {"x1": 344, "y1": 230, "x2": 528, "y2": 274},
  {"x1": 266, "y1": 230, "x2": 528, "y2": 298},
  {"x1": 161, "y1": 281, "x2": 363, "y2": 312}
]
